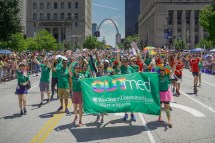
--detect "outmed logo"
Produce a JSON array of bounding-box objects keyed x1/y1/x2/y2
[{"x1": 91, "y1": 77, "x2": 151, "y2": 93}]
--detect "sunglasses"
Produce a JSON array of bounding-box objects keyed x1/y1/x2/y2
[{"x1": 160, "y1": 69, "x2": 165, "y2": 71}]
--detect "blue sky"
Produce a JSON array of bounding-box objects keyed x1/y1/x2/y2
[{"x1": 92, "y1": 0, "x2": 125, "y2": 47}]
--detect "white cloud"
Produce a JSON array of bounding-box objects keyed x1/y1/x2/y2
[{"x1": 93, "y1": 3, "x2": 120, "y2": 11}]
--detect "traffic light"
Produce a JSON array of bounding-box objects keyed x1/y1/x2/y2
[{"x1": 94, "y1": 31, "x2": 100, "y2": 37}]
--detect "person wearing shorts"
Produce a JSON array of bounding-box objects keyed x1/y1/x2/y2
[
  {"x1": 69, "y1": 61, "x2": 84, "y2": 127},
  {"x1": 53, "y1": 58, "x2": 72, "y2": 115},
  {"x1": 158, "y1": 53, "x2": 179, "y2": 128},
  {"x1": 189, "y1": 53, "x2": 202, "y2": 94},
  {"x1": 34, "y1": 57, "x2": 51, "y2": 106},
  {"x1": 14, "y1": 53, "x2": 30, "y2": 116},
  {"x1": 174, "y1": 57, "x2": 184, "y2": 96}
]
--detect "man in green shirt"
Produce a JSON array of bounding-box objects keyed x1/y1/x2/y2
[
  {"x1": 52, "y1": 57, "x2": 72, "y2": 114},
  {"x1": 34, "y1": 57, "x2": 51, "y2": 106}
]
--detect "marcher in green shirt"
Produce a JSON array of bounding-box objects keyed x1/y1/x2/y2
[
  {"x1": 69, "y1": 61, "x2": 85, "y2": 127},
  {"x1": 116, "y1": 49, "x2": 136, "y2": 122},
  {"x1": 34, "y1": 56, "x2": 51, "y2": 106},
  {"x1": 13, "y1": 53, "x2": 30, "y2": 115},
  {"x1": 52, "y1": 57, "x2": 72, "y2": 115},
  {"x1": 158, "y1": 53, "x2": 178, "y2": 128}
]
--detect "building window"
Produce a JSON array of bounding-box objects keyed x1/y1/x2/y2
[
  {"x1": 75, "y1": 22, "x2": 78, "y2": 27},
  {"x1": 33, "y1": 3, "x2": 37, "y2": 9},
  {"x1": 54, "y1": 2, "x2": 58, "y2": 9},
  {"x1": 61, "y1": 2, "x2": 64, "y2": 9},
  {"x1": 61, "y1": 28, "x2": 66, "y2": 41},
  {"x1": 195, "y1": 10, "x2": 199, "y2": 25},
  {"x1": 53, "y1": 28, "x2": 58, "y2": 41},
  {"x1": 40, "y1": 3, "x2": 44, "y2": 9},
  {"x1": 54, "y1": 13, "x2": 58, "y2": 20},
  {"x1": 195, "y1": 35, "x2": 199, "y2": 44},
  {"x1": 47, "y1": 13, "x2": 51, "y2": 20},
  {"x1": 61, "y1": 13, "x2": 64, "y2": 20},
  {"x1": 177, "y1": 28, "x2": 181, "y2": 33},
  {"x1": 47, "y1": 2, "x2": 51, "y2": 9},
  {"x1": 186, "y1": 10, "x2": 191, "y2": 25},
  {"x1": 177, "y1": 11, "x2": 182, "y2": 25},
  {"x1": 68, "y1": 13, "x2": 71, "y2": 20},
  {"x1": 68, "y1": 2, "x2": 72, "y2": 9},
  {"x1": 75, "y1": 13, "x2": 78, "y2": 20},
  {"x1": 33, "y1": 13, "x2": 37, "y2": 20},
  {"x1": 168, "y1": 10, "x2": 173, "y2": 25},
  {"x1": 75, "y1": 2, "x2": 79, "y2": 9},
  {"x1": 40, "y1": 13, "x2": 44, "y2": 20}
]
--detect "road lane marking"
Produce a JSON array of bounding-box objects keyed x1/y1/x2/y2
[
  {"x1": 114, "y1": 113, "x2": 124, "y2": 116},
  {"x1": 138, "y1": 113, "x2": 155, "y2": 143},
  {"x1": 29, "y1": 101, "x2": 72, "y2": 143},
  {"x1": 170, "y1": 103, "x2": 205, "y2": 117},
  {"x1": 180, "y1": 91, "x2": 215, "y2": 114}
]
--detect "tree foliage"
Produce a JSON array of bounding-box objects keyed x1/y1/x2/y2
[
  {"x1": 83, "y1": 36, "x2": 103, "y2": 49},
  {"x1": 200, "y1": 3, "x2": 215, "y2": 41},
  {"x1": 28, "y1": 30, "x2": 57, "y2": 51},
  {"x1": 196, "y1": 39, "x2": 214, "y2": 49},
  {"x1": 0, "y1": 0, "x2": 22, "y2": 41},
  {"x1": 123, "y1": 35, "x2": 140, "y2": 49},
  {"x1": 7, "y1": 33, "x2": 27, "y2": 51},
  {"x1": 173, "y1": 39, "x2": 185, "y2": 50}
]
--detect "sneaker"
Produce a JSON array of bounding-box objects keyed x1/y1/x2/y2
[
  {"x1": 65, "y1": 108, "x2": 70, "y2": 114},
  {"x1": 23, "y1": 108, "x2": 27, "y2": 115},
  {"x1": 39, "y1": 102, "x2": 43, "y2": 107},
  {"x1": 46, "y1": 99, "x2": 50, "y2": 104},
  {"x1": 57, "y1": 106, "x2": 63, "y2": 111},
  {"x1": 123, "y1": 113, "x2": 128, "y2": 121},
  {"x1": 101, "y1": 119, "x2": 104, "y2": 124},
  {"x1": 51, "y1": 95, "x2": 54, "y2": 99},
  {"x1": 194, "y1": 87, "x2": 198, "y2": 94},
  {"x1": 20, "y1": 110, "x2": 24, "y2": 115},
  {"x1": 131, "y1": 114, "x2": 136, "y2": 122}
]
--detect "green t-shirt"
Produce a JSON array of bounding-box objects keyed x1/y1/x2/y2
[
  {"x1": 72, "y1": 72, "x2": 84, "y2": 92},
  {"x1": 120, "y1": 65, "x2": 135, "y2": 75},
  {"x1": 131, "y1": 65, "x2": 139, "y2": 72},
  {"x1": 40, "y1": 64, "x2": 51, "y2": 82},
  {"x1": 16, "y1": 70, "x2": 29, "y2": 84},
  {"x1": 145, "y1": 58, "x2": 151, "y2": 66},
  {"x1": 56, "y1": 67, "x2": 70, "y2": 89},
  {"x1": 198, "y1": 62, "x2": 202, "y2": 70},
  {"x1": 159, "y1": 74, "x2": 169, "y2": 91},
  {"x1": 52, "y1": 63, "x2": 62, "y2": 78},
  {"x1": 82, "y1": 71, "x2": 91, "y2": 78}
]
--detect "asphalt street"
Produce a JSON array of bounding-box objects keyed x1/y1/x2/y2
[{"x1": 0, "y1": 69, "x2": 215, "y2": 143}]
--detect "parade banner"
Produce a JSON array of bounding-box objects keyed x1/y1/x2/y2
[{"x1": 81, "y1": 72, "x2": 160, "y2": 115}]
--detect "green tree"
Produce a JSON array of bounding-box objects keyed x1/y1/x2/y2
[
  {"x1": 196, "y1": 39, "x2": 213, "y2": 49},
  {"x1": 123, "y1": 35, "x2": 140, "y2": 49},
  {"x1": 83, "y1": 36, "x2": 102, "y2": 49},
  {"x1": 32, "y1": 30, "x2": 57, "y2": 51},
  {"x1": 0, "y1": 0, "x2": 22, "y2": 41},
  {"x1": 7, "y1": 33, "x2": 27, "y2": 51},
  {"x1": 173, "y1": 39, "x2": 185, "y2": 50},
  {"x1": 200, "y1": 3, "x2": 215, "y2": 41}
]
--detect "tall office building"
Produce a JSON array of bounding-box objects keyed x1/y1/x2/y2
[
  {"x1": 92, "y1": 23, "x2": 98, "y2": 36},
  {"x1": 18, "y1": 0, "x2": 27, "y2": 35},
  {"x1": 125, "y1": 0, "x2": 140, "y2": 37},
  {"x1": 26, "y1": 0, "x2": 92, "y2": 46},
  {"x1": 138, "y1": 0, "x2": 213, "y2": 48}
]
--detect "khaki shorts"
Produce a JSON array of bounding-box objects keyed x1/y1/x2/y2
[{"x1": 58, "y1": 88, "x2": 70, "y2": 99}]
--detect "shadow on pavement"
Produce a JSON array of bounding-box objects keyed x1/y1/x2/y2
[
  {"x1": 39, "y1": 110, "x2": 74, "y2": 118},
  {"x1": 146, "y1": 120, "x2": 169, "y2": 131},
  {"x1": 54, "y1": 124, "x2": 145, "y2": 142},
  {"x1": 186, "y1": 92, "x2": 195, "y2": 95},
  {"x1": 1, "y1": 113, "x2": 21, "y2": 119}
]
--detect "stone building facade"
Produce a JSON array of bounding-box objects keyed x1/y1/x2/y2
[
  {"x1": 18, "y1": 0, "x2": 27, "y2": 35},
  {"x1": 26, "y1": 0, "x2": 92, "y2": 46},
  {"x1": 138, "y1": 0, "x2": 214, "y2": 49}
]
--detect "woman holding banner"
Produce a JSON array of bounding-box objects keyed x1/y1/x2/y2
[
  {"x1": 69, "y1": 60, "x2": 84, "y2": 127},
  {"x1": 158, "y1": 53, "x2": 178, "y2": 128}
]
